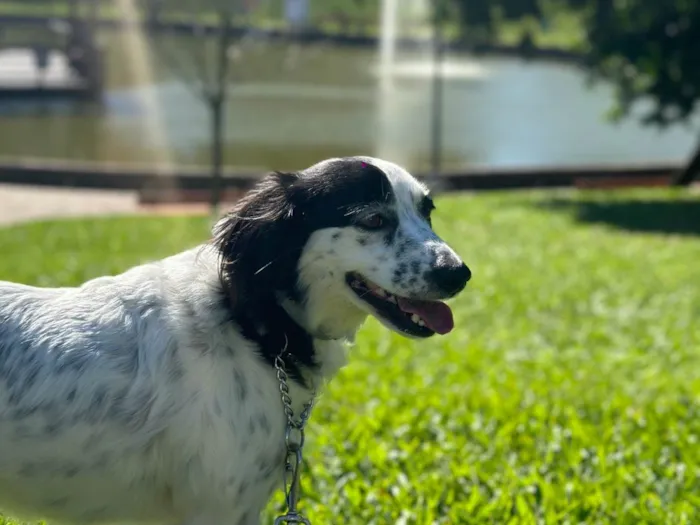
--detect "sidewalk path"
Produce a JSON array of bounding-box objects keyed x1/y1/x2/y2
[
  {"x1": 0, "y1": 184, "x2": 228, "y2": 226},
  {"x1": 0, "y1": 184, "x2": 140, "y2": 226}
]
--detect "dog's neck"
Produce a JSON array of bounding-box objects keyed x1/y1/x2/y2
[
  {"x1": 279, "y1": 294, "x2": 365, "y2": 343},
  {"x1": 228, "y1": 291, "x2": 355, "y2": 389}
]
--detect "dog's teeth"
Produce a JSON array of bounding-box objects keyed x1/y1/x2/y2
[
  {"x1": 411, "y1": 314, "x2": 420, "y2": 324},
  {"x1": 375, "y1": 289, "x2": 387, "y2": 297},
  {"x1": 418, "y1": 319, "x2": 426, "y2": 327},
  {"x1": 388, "y1": 296, "x2": 397, "y2": 304}
]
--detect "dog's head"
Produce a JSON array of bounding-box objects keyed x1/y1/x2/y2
[{"x1": 213, "y1": 156, "x2": 470, "y2": 341}]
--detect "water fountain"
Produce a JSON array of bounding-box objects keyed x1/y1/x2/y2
[
  {"x1": 374, "y1": 0, "x2": 490, "y2": 173},
  {"x1": 114, "y1": 0, "x2": 175, "y2": 181},
  {"x1": 374, "y1": 0, "x2": 400, "y2": 163}
]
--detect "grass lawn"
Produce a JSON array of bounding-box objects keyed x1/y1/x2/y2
[{"x1": 1, "y1": 188, "x2": 699, "y2": 524}]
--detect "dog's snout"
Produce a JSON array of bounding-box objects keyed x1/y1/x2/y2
[{"x1": 429, "y1": 260, "x2": 471, "y2": 297}]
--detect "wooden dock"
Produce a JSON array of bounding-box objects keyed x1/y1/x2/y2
[{"x1": 0, "y1": 48, "x2": 92, "y2": 100}]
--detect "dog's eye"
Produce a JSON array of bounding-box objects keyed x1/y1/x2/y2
[{"x1": 357, "y1": 214, "x2": 384, "y2": 230}]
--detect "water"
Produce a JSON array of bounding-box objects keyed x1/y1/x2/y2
[{"x1": 0, "y1": 29, "x2": 697, "y2": 173}]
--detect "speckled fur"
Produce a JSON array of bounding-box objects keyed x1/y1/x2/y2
[{"x1": 0, "y1": 156, "x2": 468, "y2": 525}]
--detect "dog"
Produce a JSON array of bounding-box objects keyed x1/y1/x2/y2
[{"x1": 0, "y1": 156, "x2": 471, "y2": 525}]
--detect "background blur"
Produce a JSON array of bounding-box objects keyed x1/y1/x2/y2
[
  {"x1": 1, "y1": 0, "x2": 699, "y2": 217},
  {"x1": 1, "y1": 2, "x2": 700, "y2": 523}
]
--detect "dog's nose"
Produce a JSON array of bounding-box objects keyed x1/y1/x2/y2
[{"x1": 429, "y1": 261, "x2": 471, "y2": 297}]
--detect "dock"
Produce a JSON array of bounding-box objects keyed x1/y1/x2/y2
[
  {"x1": 0, "y1": 11, "x2": 103, "y2": 102},
  {"x1": 0, "y1": 47, "x2": 90, "y2": 100}
]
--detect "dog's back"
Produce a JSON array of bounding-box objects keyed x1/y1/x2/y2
[
  {"x1": 0, "y1": 246, "x2": 294, "y2": 525},
  {"x1": 0, "y1": 258, "x2": 186, "y2": 523}
]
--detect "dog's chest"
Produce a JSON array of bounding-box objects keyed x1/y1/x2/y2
[{"x1": 165, "y1": 351, "x2": 314, "y2": 519}]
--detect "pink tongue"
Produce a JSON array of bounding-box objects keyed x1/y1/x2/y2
[{"x1": 397, "y1": 297, "x2": 454, "y2": 335}]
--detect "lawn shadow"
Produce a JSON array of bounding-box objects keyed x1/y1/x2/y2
[{"x1": 538, "y1": 197, "x2": 700, "y2": 236}]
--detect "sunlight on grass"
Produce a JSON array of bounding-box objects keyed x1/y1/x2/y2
[{"x1": 0, "y1": 189, "x2": 699, "y2": 523}]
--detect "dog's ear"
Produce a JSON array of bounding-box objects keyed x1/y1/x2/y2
[{"x1": 212, "y1": 171, "x2": 303, "y2": 311}]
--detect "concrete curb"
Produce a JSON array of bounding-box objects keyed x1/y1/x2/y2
[{"x1": 0, "y1": 158, "x2": 683, "y2": 204}]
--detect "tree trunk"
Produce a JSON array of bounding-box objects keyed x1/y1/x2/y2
[
  {"x1": 210, "y1": 96, "x2": 225, "y2": 216},
  {"x1": 673, "y1": 140, "x2": 700, "y2": 186},
  {"x1": 430, "y1": 9, "x2": 444, "y2": 180},
  {"x1": 146, "y1": 0, "x2": 162, "y2": 27},
  {"x1": 209, "y1": 14, "x2": 233, "y2": 217}
]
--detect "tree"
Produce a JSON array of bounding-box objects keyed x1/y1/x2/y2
[
  {"x1": 146, "y1": 0, "x2": 256, "y2": 216},
  {"x1": 569, "y1": 0, "x2": 700, "y2": 185},
  {"x1": 443, "y1": 0, "x2": 700, "y2": 186}
]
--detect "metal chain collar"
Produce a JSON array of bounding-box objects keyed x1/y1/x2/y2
[{"x1": 273, "y1": 338, "x2": 316, "y2": 525}]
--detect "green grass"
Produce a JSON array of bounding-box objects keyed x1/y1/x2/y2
[{"x1": 1, "y1": 188, "x2": 700, "y2": 524}]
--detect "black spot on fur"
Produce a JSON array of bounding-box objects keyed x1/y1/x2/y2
[
  {"x1": 396, "y1": 242, "x2": 407, "y2": 258},
  {"x1": 234, "y1": 368, "x2": 248, "y2": 400},
  {"x1": 116, "y1": 349, "x2": 139, "y2": 376},
  {"x1": 66, "y1": 388, "x2": 77, "y2": 403},
  {"x1": 64, "y1": 465, "x2": 80, "y2": 478},
  {"x1": 257, "y1": 458, "x2": 278, "y2": 482},
  {"x1": 48, "y1": 496, "x2": 68, "y2": 509},
  {"x1": 86, "y1": 387, "x2": 108, "y2": 420},
  {"x1": 258, "y1": 414, "x2": 271, "y2": 434},
  {"x1": 170, "y1": 357, "x2": 184, "y2": 382},
  {"x1": 1, "y1": 341, "x2": 41, "y2": 405},
  {"x1": 393, "y1": 262, "x2": 409, "y2": 284},
  {"x1": 106, "y1": 387, "x2": 155, "y2": 432},
  {"x1": 83, "y1": 507, "x2": 110, "y2": 521},
  {"x1": 55, "y1": 349, "x2": 92, "y2": 374},
  {"x1": 44, "y1": 421, "x2": 62, "y2": 437},
  {"x1": 48, "y1": 497, "x2": 69, "y2": 508},
  {"x1": 237, "y1": 482, "x2": 249, "y2": 497},
  {"x1": 9, "y1": 406, "x2": 38, "y2": 421}
]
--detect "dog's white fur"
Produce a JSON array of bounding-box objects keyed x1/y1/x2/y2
[
  {"x1": 0, "y1": 157, "x2": 467, "y2": 525},
  {"x1": 0, "y1": 248, "x2": 336, "y2": 525}
]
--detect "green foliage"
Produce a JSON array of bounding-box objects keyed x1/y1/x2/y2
[
  {"x1": 0, "y1": 188, "x2": 699, "y2": 523},
  {"x1": 442, "y1": 0, "x2": 700, "y2": 128},
  {"x1": 575, "y1": 0, "x2": 700, "y2": 127}
]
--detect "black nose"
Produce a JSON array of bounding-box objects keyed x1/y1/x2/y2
[{"x1": 430, "y1": 262, "x2": 471, "y2": 297}]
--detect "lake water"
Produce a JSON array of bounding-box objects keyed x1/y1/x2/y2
[{"x1": 0, "y1": 30, "x2": 697, "y2": 173}]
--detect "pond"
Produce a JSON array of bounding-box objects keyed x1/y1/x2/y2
[{"x1": 0, "y1": 29, "x2": 697, "y2": 173}]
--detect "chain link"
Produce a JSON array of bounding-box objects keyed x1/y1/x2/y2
[{"x1": 273, "y1": 336, "x2": 316, "y2": 525}]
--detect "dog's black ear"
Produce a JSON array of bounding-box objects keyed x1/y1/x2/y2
[{"x1": 212, "y1": 171, "x2": 304, "y2": 311}]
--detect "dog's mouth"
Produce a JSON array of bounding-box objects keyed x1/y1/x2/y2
[{"x1": 345, "y1": 272, "x2": 454, "y2": 338}]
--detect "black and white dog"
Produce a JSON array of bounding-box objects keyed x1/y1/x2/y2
[{"x1": 0, "y1": 157, "x2": 470, "y2": 525}]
